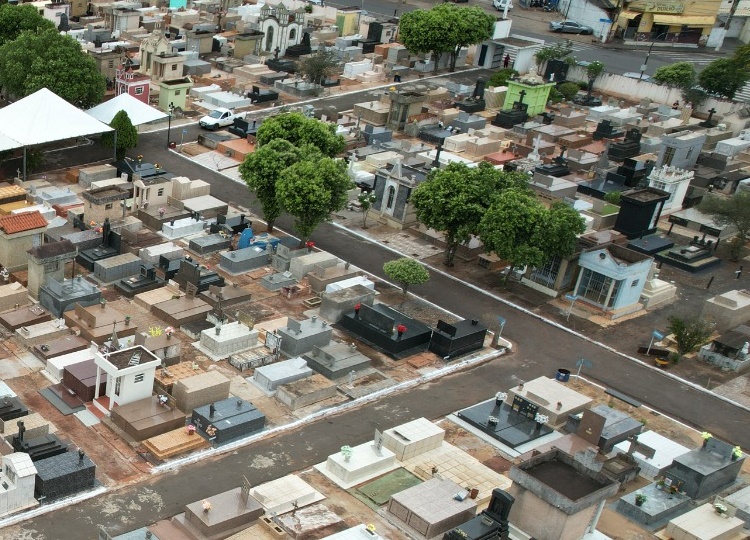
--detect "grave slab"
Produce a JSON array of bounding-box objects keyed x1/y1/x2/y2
[
  {"x1": 192, "y1": 321, "x2": 259, "y2": 362},
  {"x1": 315, "y1": 439, "x2": 399, "y2": 489},
  {"x1": 251, "y1": 357, "x2": 312, "y2": 393},
  {"x1": 251, "y1": 474, "x2": 325, "y2": 515}
]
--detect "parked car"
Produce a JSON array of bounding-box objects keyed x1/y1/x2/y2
[
  {"x1": 622, "y1": 72, "x2": 652, "y2": 82},
  {"x1": 549, "y1": 20, "x2": 594, "y2": 34},
  {"x1": 199, "y1": 108, "x2": 246, "y2": 130},
  {"x1": 493, "y1": 0, "x2": 513, "y2": 10}
]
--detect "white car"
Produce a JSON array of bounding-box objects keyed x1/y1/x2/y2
[{"x1": 493, "y1": 0, "x2": 513, "y2": 10}]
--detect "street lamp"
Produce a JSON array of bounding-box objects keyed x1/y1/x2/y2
[
  {"x1": 167, "y1": 102, "x2": 175, "y2": 148},
  {"x1": 639, "y1": 32, "x2": 671, "y2": 81}
]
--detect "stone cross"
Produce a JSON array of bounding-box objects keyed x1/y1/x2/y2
[
  {"x1": 517, "y1": 89, "x2": 527, "y2": 105},
  {"x1": 627, "y1": 433, "x2": 639, "y2": 455},
  {"x1": 700, "y1": 107, "x2": 717, "y2": 128}
]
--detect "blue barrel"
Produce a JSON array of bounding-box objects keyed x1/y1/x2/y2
[{"x1": 556, "y1": 369, "x2": 571, "y2": 382}]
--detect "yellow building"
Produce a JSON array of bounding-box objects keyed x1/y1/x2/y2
[{"x1": 616, "y1": 0, "x2": 722, "y2": 42}]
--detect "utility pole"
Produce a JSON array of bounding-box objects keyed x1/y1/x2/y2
[{"x1": 716, "y1": 0, "x2": 741, "y2": 51}]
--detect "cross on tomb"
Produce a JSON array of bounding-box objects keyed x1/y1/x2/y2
[{"x1": 517, "y1": 89, "x2": 526, "y2": 104}]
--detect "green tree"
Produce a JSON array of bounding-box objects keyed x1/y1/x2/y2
[
  {"x1": 400, "y1": 4, "x2": 494, "y2": 73},
  {"x1": 239, "y1": 139, "x2": 305, "y2": 232},
  {"x1": 557, "y1": 82, "x2": 580, "y2": 101},
  {"x1": 255, "y1": 112, "x2": 345, "y2": 157},
  {"x1": 411, "y1": 162, "x2": 528, "y2": 267},
  {"x1": 383, "y1": 257, "x2": 430, "y2": 295},
  {"x1": 488, "y1": 68, "x2": 518, "y2": 88},
  {"x1": 542, "y1": 202, "x2": 586, "y2": 259},
  {"x1": 276, "y1": 157, "x2": 351, "y2": 244},
  {"x1": 533, "y1": 40, "x2": 575, "y2": 75},
  {"x1": 478, "y1": 190, "x2": 550, "y2": 282},
  {"x1": 698, "y1": 58, "x2": 750, "y2": 100},
  {"x1": 667, "y1": 316, "x2": 712, "y2": 360},
  {"x1": 297, "y1": 48, "x2": 339, "y2": 86},
  {"x1": 604, "y1": 191, "x2": 621, "y2": 205},
  {"x1": 0, "y1": 28, "x2": 105, "y2": 107},
  {"x1": 101, "y1": 110, "x2": 138, "y2": 160},
  {"x1": 585, "y1": 61, "x2": 605, "y2": 99},
  {"x1": 652, "y1": 62, "x2": 696, "y2": 89},
  {"x1": 357, "y1": 190, "x2": 377, "y2": 228},
  {"x1": 0, "y1": 4, "x2": 53, "y2": 47},
  {"x1": 699, "y1": 191, "x2": 750, "y2": 260}
]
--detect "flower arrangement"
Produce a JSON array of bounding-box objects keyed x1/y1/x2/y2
[
  {"x1": 534, "y1": 413, "x2": 549, "y2": 425},
  {"x1": 366, "y1": 524, "x2": 376, "y2": 533},
  {"x1": 396, "y1": 324, "x2": 407, "y2": 334},
  {"x1": 89, "y1": 220, "x2": 97, "y2": 227},
  {"x1": 488, "y1": 416, "x2": 499, "y2": 425},
  {"x1": 496, "y1": 391, "x2": 507, "y2": 401},
  {"x1": 158, "y1": 207, "x2": 166, "y2": 216},
  {"x1": 702, "y1": 432, "x2": 713, "y2": 440},
  {"x1": 656, "y1": 477, "x2": 666, "y2": 488},
  {"x1": 305, "y1": 240, "x2": 315, "y2": 251},
  {"x1": 340, "y1": 445, "x2": 353, "y2": 460},
  {"x1": 733, "y1": 446, "x2": 743, "y2": 458},
  {"x1": 186, "y1": 424, "x2": 196, "y2": 435},
  {"x1": 148, "y1": 326, "x2": 163, "y2": 337},
  {"x1": 635, "y1": 493, "x2": 647, "y2": 505},
  {"x1": 715, "y1": 502, "x2": 727, "y2": 515},
  {"x1": 164, "y1": 326, "x2": 174, "y2": 338},
  {"x1": 202, "y1": 500, "x2": 212, "y2": 512},
  {"x1": 137, "y1": 154, "x2": 143, "y2": 163}
]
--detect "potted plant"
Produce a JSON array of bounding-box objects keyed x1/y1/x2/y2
[
  {"x1": 702, "y1": 432, "x2": 713, "y2": 448},
  {"x1": 186, "y1": 424, "x2": 196, "y2": 436},
  {"x1": 202, "y1": 499, "x2": 212, "y2": 512},
  {"x1": 125, "y1": 316, "x2": 131, "y2": 326},
  {"x1": 396, "y1": 324, "x2": 407, "y2": 339},
  {"x1": 656, "y1": 477, "x2": 666, "y2": 490},
  {"x1": 715, "y1": 502, "x2": 728, "y2": 516},
  {"x1": 732, "y1": 446, "x2": 743, "y2": 461},
  {"x1": 634, "y1": 493, "x2": 647, "y2": 507},
  {"x1": 341, "y1": 445, "x2": 353, "y2": 462},
  {"x1": 165, "y1": 326, "x2": 174, "y2": 339}
]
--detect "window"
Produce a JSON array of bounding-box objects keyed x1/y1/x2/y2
[
  {"x1": 134, "y1": 373, "x2": 144, "y2": 383},
  {"x1": 662, "y1": 146, "x2": 675, "y2": 166},
  {"x1": 157, "y1": 188, "x2": 164, "y2": 196},
  {"x1": 631, "y1": 279, "x2": 640, "y2": 287},
  {"x1": 4, "y1": 465, "x2": 15, "y2": 484},
  {"x1": 289, "y1": 28, "x2": 296, "y2": 40},
  {"x1": 265, "y1": 26, "x2": 275, "y2": 52},
  {"x1": 386, "y1": 186, "x2": 396, "y2": 209},
  {"x1": 105, "y1": 203, "x2": 113, "y2": 210},
  {"x1": 577, "y1": 268, "x2": 613, "y2": 307},
  {"x1": 175, "y1": 90, "x2": 181, "y2": 96},
  {"x1": 115, "y1": 376, "x2": 122, "y2": 396},
  {"x1": 171, "y1": 64, "x2": 178, "y2": 71},
  {"x1": 529, "y1": 256, "x2": 562, "y2": 288},
  {"x1": 108, "y1": 60, "x2": 114, "y2": 68},
  {"x1": 134, "y1": 87, "x2": 144, "y2": 95}
]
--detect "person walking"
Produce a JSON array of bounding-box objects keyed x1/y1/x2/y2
[{"x1": 503, "y1": 54, "x2": 511, "y2": 68}]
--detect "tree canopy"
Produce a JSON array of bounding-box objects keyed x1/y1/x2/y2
[
  {"x1": 698, "y1": 57, "x2": 750, "y2": 100},
  {"x1": 652, "y1": 62, "x2": 696, "y2": 89},
  {"x1": 667, "y1": 316, "x2": 712, "y2": 360},
  {"x1": 399, "y1": 4, "x2": 494, "y2": 73},
  {"x1": 542, "y1": 202, "x2": 587, "y2": 258},
  {"x1": 255, "y1": 112, "x2": 345, "y2": 157},
  {"x1": 101, "y1": 110, "x2": 138, "y2": 160},
  {"x1": 276, "y1": 157, "x2": 351, "y2": 244},
  {"x1": 0, "y1": 4, "x2": 53, "y2": 47},
  {"x1": 383, "y1": 258, "x2": 430, "y2": 295},
  {"x1": 297, "y1": 49, "x2": 339, "y2": 86},
  {"x1": 239, "y1": 139, "x2": 308, "y2": 232},
  {"x1": 0, "y1": 28, "x2": 105, "y2": 107},
  {"x1": 699, "y1": 191, "x2": 750, "y2": 259},
  {"x1": 410, "y1": 162, "x2": 528, "y2": 267}
]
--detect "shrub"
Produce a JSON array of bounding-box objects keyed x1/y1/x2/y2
[
  {"x1": 557, "y1": 82, "x2": 580, "y2": 101},
  {"x1": 488, "y1": 68, "x2": 518, "y2": 88}
]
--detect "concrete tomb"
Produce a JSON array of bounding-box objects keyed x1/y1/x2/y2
[
  {"x1": 382, "y1": 417, "x2": 444, "y2": 461},
  {"x1": 110, "y1": 395, "x2": 187, "y2": 441},
  {"x1": 275, "y1": 373, "x2": 338, "y2": 411},
  {"x1": 93, "y1": 252, "x2": 141, "y2": 284},
  {"x1": 566, "y1": 405, "x2": 643, "y2": 453},
  {"x1": 320, "y1": 283, "x2": 378, "y2": 323},
  {"x1": 38, "y1": 276, "x2": 101, "y2": 318},
  {"x1": 613, "y1": 430, "x2": 690, "y2": 480},
  {"x1": 278, "y1": 316, "x2": 333, "y2": 357},
  {"x1": 665, "y1": 437, "x2": 745, "y2": 499},
  {"x1": 172, "y1": 370, "x2": 231, "y2": 413},
  {"x1": 218, "y1": 245, "x2": 272, "y2": 275},
  {"x1": 315, "y1": 437, "x2": 398, "y2": 490},
  {"x1": 193, "y1": 321, "x2": 259, "y2": 362},
  {"x1": 304, "y1": 342, "x2": 371, "y2": 380},
  {"x1": 252, "y1": 357, "x2": 313, "y2": 392}
]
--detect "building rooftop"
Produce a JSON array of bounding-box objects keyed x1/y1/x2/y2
[{"x1": 0, "y1": 210, "x2": 48, "y2": 235}]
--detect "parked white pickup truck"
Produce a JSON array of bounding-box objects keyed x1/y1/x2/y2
[
  {"x1": 199, "y1": 108, "x2": 246, "y2": 130},
  {"x1": 493, "y1": 0, "x2": 513, "y2": 10}
]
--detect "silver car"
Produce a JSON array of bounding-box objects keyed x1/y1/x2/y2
[{"x1": 549, "y1": 20, "x2": 594, "y2": 34}]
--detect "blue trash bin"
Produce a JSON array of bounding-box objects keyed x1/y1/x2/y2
[{"x1": 556, "y1": 369, "x2": 571, "y2": 382}]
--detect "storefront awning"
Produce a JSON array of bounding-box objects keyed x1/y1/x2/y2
[
  {"x1": 618, "y1": 10, "x2": 641, "y2": 20},
  {"x1": 652, "y1": 14, "x2": 715, "y2": 26}
]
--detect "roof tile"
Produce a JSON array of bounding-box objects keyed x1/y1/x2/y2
[{"x1": 0, "y1": 210, "x2": 48, "y2": 235}]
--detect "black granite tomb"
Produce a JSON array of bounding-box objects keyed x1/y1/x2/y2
[
  {"x1": 613, "y1": 187, "x2": 670, "y2": 239},
  {"x1": 114, "y1": 159, "x2": 171, "y2": 182},
  {"x1": 592, "y1": 120, "x2": 624, "y2": 141},
  {"x1": 210, "y1": 214, "x2": 251, "y2": 236},
  {"x1": 190, "y1": 398, "x2": 266, "y2": 446},
  {"x1": 492, "y1": 90, "x2": 529, "y2": 129},
  {"x1": 339, "y1": 303, "x2": 432, "y2": 359},
  {"x1": 34, "y1": 449, "x2": 96, "y2": 501},
  {"x1": 456, "y1": 397, "x2": 553, "y2": 449},
  {"x1": 77, "y1": 218, "x2": 120, "y2": 271},
  {"x1": 429, "y1": 319, "x2": 487, "y2": 360},
  {"x1": 12, "y1": 421, "x2": 68, "y2": 461},
  {"x1": 454, "y1": 78, "x2": 487, "y2": 114},
  {"x1": 114, "y1": 263, "x2": 164, "y2": 297},
  {"x1": 247, "y1": 85, "x2": 280, "y2": 104},
  {"x1": 158, "y1": 254, "x2": 182, "y2": 280},
  {"x1": 627, "y1": 234, "x2": 675, "y2": 256},
  {"x1": 443, "y1": 489, "x2": 515, "y2": 540},
  {"x1": 534, "y1": 146, "x2": 570, "y2": 177},
  {"x1": 174, "y1": 258, "x2": 225, "y2": 293},
  {"x1": 0, "y1": 396, "x2": 28, "y2": 422},
  {"x1": 608, "y1": 128, "x2": 642, "y2": 161},
  {"x1": 266, "y1": 58, "x2": 297, "y2": 73},
  {"x1": 228, "y1": 118, "x2": 261, "y2": 138},
  {"x1": 284, "y1": 32, "x2": 312, "y2": 57},
  {"x1": 418, "y1": 125, "x2": 458, "y2": 145}
]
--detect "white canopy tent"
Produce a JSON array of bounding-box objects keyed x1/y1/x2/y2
[
  {"x1": 86, "y1": 93, "x2": 168, "y2": 126},
  {"x1": 0, "y1": 88, "x2": 115, "y2": 179}
]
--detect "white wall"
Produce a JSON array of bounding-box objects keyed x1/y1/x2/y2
[{"x1": 557, "y1": 0, "x2": 611, "y2": 41}]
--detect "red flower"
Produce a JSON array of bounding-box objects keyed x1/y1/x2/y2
[
  {"x1": 397, "y1": 324, "x2": 407, "y2": 334},
  {"x1": 305, "y1": 241, "x2": 315, "y2": 249},
  {"x1": 355, "y1": 303, "x2": 361, "y2": 310}
]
